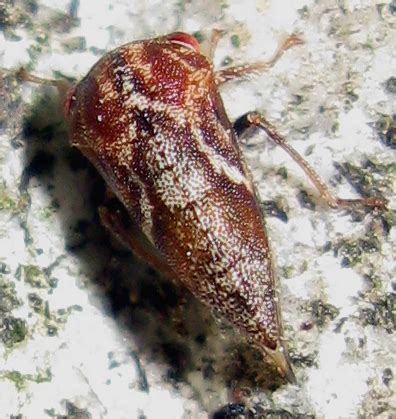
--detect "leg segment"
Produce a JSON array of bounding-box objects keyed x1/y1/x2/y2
[
  {"x1": 99, "y1": 206, "x2": 177, "y2": 279},
  {"x1": 215, "y1": 34, "x2": 303, "y2": 85},
  {"x1": 206, "y1": 29, "x2": 226, "y2": 61},
  {"x1": 17, "y1": 67, "x2": 71, "y2": 96},
  {"x1": 238, "y1": 112, "x2": 386, "y2": 210}
]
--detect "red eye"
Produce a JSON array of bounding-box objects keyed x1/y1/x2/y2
[{"x1": 165, "y1": 32, "x2": 200, "y2": 52}]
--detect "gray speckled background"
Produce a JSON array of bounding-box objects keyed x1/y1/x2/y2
[{"x1": 0, "y1": 0, "x2": 395, "y2": 418}]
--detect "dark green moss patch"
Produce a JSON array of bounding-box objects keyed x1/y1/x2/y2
[
  {"x1": 362, "y1": 273, "x2": 384, "y2": 293},
  {"x1": 290, "y1": 351, "x2": 318, "y2": 368},
  {"x1": 382, "y1": 368, "x2": 393, "y2": 386},
  {"x1": 212, "y1": 405, "x2": 314, "y2": 419},
  {"x1": 0, "y1": 370, "x2": 26, "y2": 391},
  {"x1": 335, "y1": 159, "x2": 393, "y2": 198},
  {"x1": 0, "y1": 316, "x2": 28, "y2": 347},
  {"x1": 0, "y1": 0, "x2": 38, "y2": 39},
  {"x1": 280, "y1": 265, "x2": 296, "y2": 278},
  {"x1": 277, "y1": 167, "x2": 288, "y2": 180},
  {"x1": 359, "y1": 293, "x2": 395, "y2": 333},
  {"x1": 192, "y1": 31, "x2": 204, "y2": 43},
  {"x1": 0, "y1": 181, "x2": 26, "y2": 213},
  {"x1": 257, "y1": 410, "x2": 314, "y2": 419},
  {"x1": 64, "y1": 401, "x2": 92, "y2": 419},
  {"x1": 385, "y1": 77, "x2": 396, "y2": 94},
  {"x1": 333, "y1": 316, "x2": 348, "y2": 333},
  {"x1": 291, "y1": 94, "x2": 305, "y2": 107},
  {"x1": 377, "y1": 209, "x2": 396, "y2": 235},
  {"x1": 212, "y1": 403, "x2": 252, "y2": 419},
  {"x1": 343, "y1": 81, "x2": 359, "y2": 100},
  {"x1": 0, "y1": 181, "x2": 16, "y2": 210},
  {"x1": 280, "y1": 261, "x2": 308, "y2": 279},
  {"x1": 1, "y1": 367, "x2": 52, "y2": 391},
  {"x1": 0, "y1": 277, "x2": 20, "y2": 313},
  {"x1": 297, "y1": 189, "x2": 316, "y2": 210},
  {"x1": 230, "y1": 34, "x2": 240, "y2": 48},
  {"x1": 0, "y1": 262, "x2": 10, "y2": 274},
  {"x1": 16, "y1": 264, "x2": 55, "y2": 289},
  {"x1": 57, "y1": 305, "x2": 83, "y2": 316},
  {"x1": 305, "y1": 299, "x2": 340, "y2": 328},
  {"x1": 298, "y1": 5, "x2": 310, "y2": 18},
  {"x1": 377, "y1": 114, "x2": 396, "y2": 149},
  {"x1": 333, "y1": 236, "x2": 381, "y2": 268},
  {"x1": 261, "y1": 200, "x2": 288, "y2": 222},
  {"x1": 45, "y1": 401, "x2": 92, "y2": 419},
  {"x1": 44, "y1": 304, "x2": 82, "y2": 337}
]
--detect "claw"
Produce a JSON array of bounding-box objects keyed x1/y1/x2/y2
[{"x1": 264, "y1": 343, "x2": 297, "y2": 384}]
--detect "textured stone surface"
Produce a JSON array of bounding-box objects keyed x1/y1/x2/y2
[{"x1": 0, "y1": 0, "x2": 395, "y2": 417}]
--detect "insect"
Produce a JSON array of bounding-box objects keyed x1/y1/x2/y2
[{"x1": 20, "y1": 31, "x2": 385, "y2": 384}]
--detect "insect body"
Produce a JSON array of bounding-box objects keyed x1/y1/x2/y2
[
  {"x1": 64, "y1": 32, "x2": 296, "y2": 382},
  {"x1": 21, "y1": 31, "x2": 383, "y2": 384}
]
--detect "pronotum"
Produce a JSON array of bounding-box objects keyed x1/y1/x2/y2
[{"x1": 20, "y1": 31, "x2": 385, "y2": 383}]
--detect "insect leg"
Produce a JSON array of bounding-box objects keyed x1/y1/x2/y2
[
  {"x1": 98, "y1": 206, "x2": 177, "y2": 279},
  {"x1": 215, "y1": 34, "x2": 303, "y2": 85},
  {"x1": 17, "y1": 67, "x2": 71, "y2": 96},
  {"x1": 205, "y1": 29, "x2": 226, "y2": 60},
  {"x1": 236, "y1": 112, "x2": 386, "y2": 210}
]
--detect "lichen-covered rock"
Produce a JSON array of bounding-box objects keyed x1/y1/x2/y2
[{"x1": 0, "y1": 0, "x2": 395, "y2": 417}]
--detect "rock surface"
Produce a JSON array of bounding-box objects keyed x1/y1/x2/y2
[{"x1": 0, "y1": 0, "x2": 395, "y2": 418}]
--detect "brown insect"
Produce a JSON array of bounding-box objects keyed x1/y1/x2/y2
[{"x1": 19, "y1": 31, "x2": 384, "y2": 383}]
